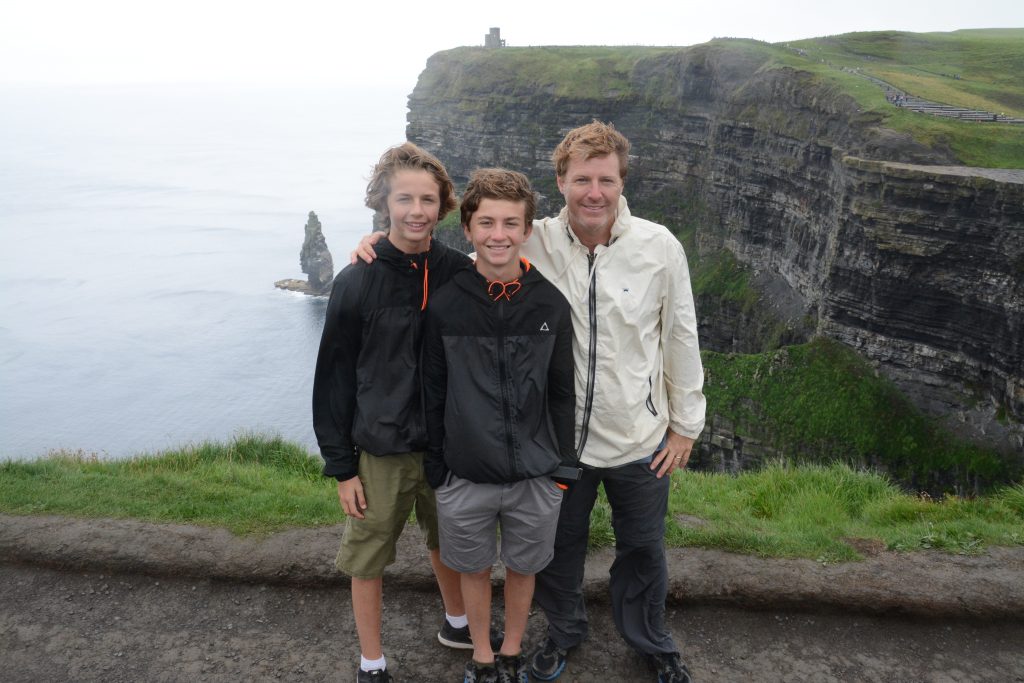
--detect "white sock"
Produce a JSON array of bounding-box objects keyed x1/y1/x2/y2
[
  {"x1": 446, "y1": 613, "x2": 469, "y2": 629},
  {"x1": 360, "y1": 655, "x2": 386, "y2": 672}
]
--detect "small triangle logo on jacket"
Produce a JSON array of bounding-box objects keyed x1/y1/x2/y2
[{"x1": 540, "y1": 322, "x2": 550, "y2": 332}]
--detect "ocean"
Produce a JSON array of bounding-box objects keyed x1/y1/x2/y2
[{"x1": 0, "y1": 84, "x2": 410, "y2": 459}]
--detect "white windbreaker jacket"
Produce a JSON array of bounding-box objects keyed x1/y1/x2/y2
[{"x1": 521, "y1": 196, "x2": 706, "y2": 468}]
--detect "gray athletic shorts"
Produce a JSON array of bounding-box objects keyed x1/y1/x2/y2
[{"x1": 435, "y1": 473, "x2": 564, "y2": 575}]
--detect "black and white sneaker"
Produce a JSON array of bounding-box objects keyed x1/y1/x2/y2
[
  {"x1": 649, "y1": 652, "x2": 692, "y2": 683},
  {"x1": 438, "y1": 621, "x2": 504, "y2": 651},
  {"x1": 356, "y1": 666, "x2": 393, "y2": 683}
]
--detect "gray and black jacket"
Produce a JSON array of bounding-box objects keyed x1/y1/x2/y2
[
  {"x1": 312, "y1": 238, "x2": 470, "y2": 481},
  {"x1": 421, "y1": 260, "x2": 575, "y2": 488}
]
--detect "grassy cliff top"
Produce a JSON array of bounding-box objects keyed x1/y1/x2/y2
[
  {"x1": 414, "y1": 45, "x2": 679, "y2": 99},
  {"x1": 789, "y1": 29, "x2": 1024, "y2": 116},
  {"x1": 414, "y1": 30, "x2": 1024, "y2": 168}
]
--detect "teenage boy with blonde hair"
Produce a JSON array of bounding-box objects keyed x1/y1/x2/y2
[
  {"x1": 421, "y1": 168, "x2": 576, "y2": 683},
  {"x1": 314, "y1": 143, "x2": 482, "y2": 683}
]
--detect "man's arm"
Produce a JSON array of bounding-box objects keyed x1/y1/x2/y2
[
  {"x1": 312, "y1": 268, "x2": 367, "y2": 514},
  {"x1": 650, "y1": 238, "x2": 706, "y2": 478},
  {"x1": 351, "y1": 231, "x2": 387, "y2": 264},
  {"x1": 420, "y1": 306, "x2": 450, "y2": 489}
]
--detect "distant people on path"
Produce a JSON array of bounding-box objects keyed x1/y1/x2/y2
[
  {"x1": 421, "y1": 168, "x2": 577, "y2": 683},
  {"x1": 313, "y1": 143, "x2": 487, "y2": 683}
]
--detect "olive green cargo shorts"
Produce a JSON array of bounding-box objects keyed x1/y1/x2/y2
[{"x1": 335, "y1": 450, "x2": 440, "y2": 579}]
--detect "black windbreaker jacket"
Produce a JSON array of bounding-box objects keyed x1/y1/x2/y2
[
  {"x1": 312, "y1": 238, "x2": 470, "y2": 481},
  {"x1": 421, "y1": 262, "x2": 575, "y2": 487}
]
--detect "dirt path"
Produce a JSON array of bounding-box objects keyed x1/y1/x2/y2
[
  {"x1": 2, "y1": 514, "x2": 1024, "y2": 681},
  {"x1": 3, "y1": 563, "x2": 1023, "y2": 683}
]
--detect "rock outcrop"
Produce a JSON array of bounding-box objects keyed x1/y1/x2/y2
[
  {"x1": 276, "y1": 211, "x2": 334, "y2": 296},
  {"x1": 405, "y1": 43, "x2": 1024, "y2": 455}
]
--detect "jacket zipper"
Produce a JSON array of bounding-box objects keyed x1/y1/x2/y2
[
  {"x1": 575, "y1": 251, "x2": 598, "y2": 460},
  {"x1": 646, "y1": 376, "x2": 659, "y2": 416},
  {"x1": 497, "y1": 299, "x2": 518, "y2": 476}
]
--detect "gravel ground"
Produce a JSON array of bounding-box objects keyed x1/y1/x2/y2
[
  {"x1": 2, "y1": 514, "x2": 1023, "y2": 682},
  {"x1": 2, "y1": 564, "x2": 1023, "y2": 683}
]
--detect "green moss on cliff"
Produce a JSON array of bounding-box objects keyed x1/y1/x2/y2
[
  {"x1": 702, "y1": 338, "x2": 1015, "y2": 492},
  {"x1": 416, "y1": 46, "x2": 676, "y2": 100}
]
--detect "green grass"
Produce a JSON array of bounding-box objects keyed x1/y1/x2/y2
[
  {"x1": 790, "y1": 29, "x2": 1024, "y2": 116},
  {"x1": 784, "y1": 29, "x2": 1024, "y2": 167},
  {"x1": 702, "y1": 338, "x2": 1014, "y2": 488},
  {"x1": 416, "y1": 46, "x2": 677, "y2": 101},
  {"x1": 0, "y1": 434, "x2": 343, "y2": 534},
  {"x1": 664, "y1": 462, "x2": 1024, "y2": 562},
  {"x1": 2, "y1": 437, "x2": 1021, "y2": 561}
]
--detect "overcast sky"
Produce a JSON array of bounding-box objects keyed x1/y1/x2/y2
[{"x1": 2, "y1": 0, "x2": 1021, "y2": 88}]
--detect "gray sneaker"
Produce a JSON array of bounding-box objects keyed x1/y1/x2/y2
[
  {"x1": 496, "y1": 653, "x2": 529, "y2": 683},
  {"x1": 463, "y1": 660, "x2": 499, "y2": 683}
]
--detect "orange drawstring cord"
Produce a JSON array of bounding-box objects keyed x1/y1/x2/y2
[
  {"x1": 487, "y1": 278, "x2": 521, "y2": 302},
  {"x1": 421, "y1": 260, "x2": 429, "y2": 310},
  {"x1": 487, "y1": 259, "x2": 530, "y2": 301},
  {"x1": 410, "y1": 259, "x2": 429, "y2": 310}
]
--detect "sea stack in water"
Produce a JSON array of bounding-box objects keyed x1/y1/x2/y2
[{"x1": 275, "y1": 211, "x2": 334, "y2": 296}]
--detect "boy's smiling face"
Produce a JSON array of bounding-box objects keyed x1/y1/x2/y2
[
  {"x1": 385, "y1": 169, "x2": 441, "y2": 254},
  {"x1": 464, "y1": 197, "x2": 531, "y2": 281}
]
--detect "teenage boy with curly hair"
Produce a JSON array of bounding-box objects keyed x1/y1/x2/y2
[{"x1": 314, "y1": 143, "x2": 482, "y2": 683}]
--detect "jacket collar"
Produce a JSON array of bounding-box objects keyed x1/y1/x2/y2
[
  {"x1": 376, "y1": 237, "x2": 433, "y2": 270},
  {"x1": 454, "y1": 259, "x2": 539, "y2": 304}
]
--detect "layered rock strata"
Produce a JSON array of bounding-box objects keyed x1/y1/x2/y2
[{"x1": 406, "y1": 44, "x2": 1024, "y2": 454}]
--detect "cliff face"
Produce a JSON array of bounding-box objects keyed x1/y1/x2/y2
[{"x1": 406, "y1": 44, "x2": 1024, "y2": 451}]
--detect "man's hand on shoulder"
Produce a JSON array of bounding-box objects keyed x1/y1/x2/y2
[
  {"x1": 651, "y1": 429, "x2": 695, "y2": 479},
  {"x1": 337, "y1": 476, "x2": 367, "y2": 518},
  {"x1": 350, "y1": 231, "x2": 387, "y2": 265}
]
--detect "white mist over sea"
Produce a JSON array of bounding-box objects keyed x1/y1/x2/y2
[{"x1": 0, "y1": 84, "x2": 409, "y2": 459}]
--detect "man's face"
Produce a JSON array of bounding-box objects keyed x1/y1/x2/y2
[
  {"x1": 386, "y1": 169, "x2": 441, "y2": 254},
  {"x1": 463, "y1": 198, "x2": 531, "y2": 277},
  {"x1": 556, "y1": 154, "x2": 624, "y2": 238}
]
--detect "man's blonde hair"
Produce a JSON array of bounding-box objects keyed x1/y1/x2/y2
[{"x1": 552, "y1": 120, "x2": 630, "y2": 179}]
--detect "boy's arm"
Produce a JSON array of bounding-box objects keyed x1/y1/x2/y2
[
  {"x1": 421, "y1": 307, "x2": 450, "y2": 489},
  {"x1": 312, "y1": 268, "x2": 363, "y2": 482},
  {"x1": 548, "y1": 299, "x2": 576, "y2": 467}
]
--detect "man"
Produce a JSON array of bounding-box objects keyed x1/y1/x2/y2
[
  {"x1": 521, "y1": 121, "x2": 705, "y2": 683},
  {"x1": 353, "y1": 122, "x2": 705, "y2": 682},
  {"x1": 421, "y1": 168, "x2": 576, "y2": 683},
  {"x1": 314, "y1": 142, "x2": 486, "y2": 683}
]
